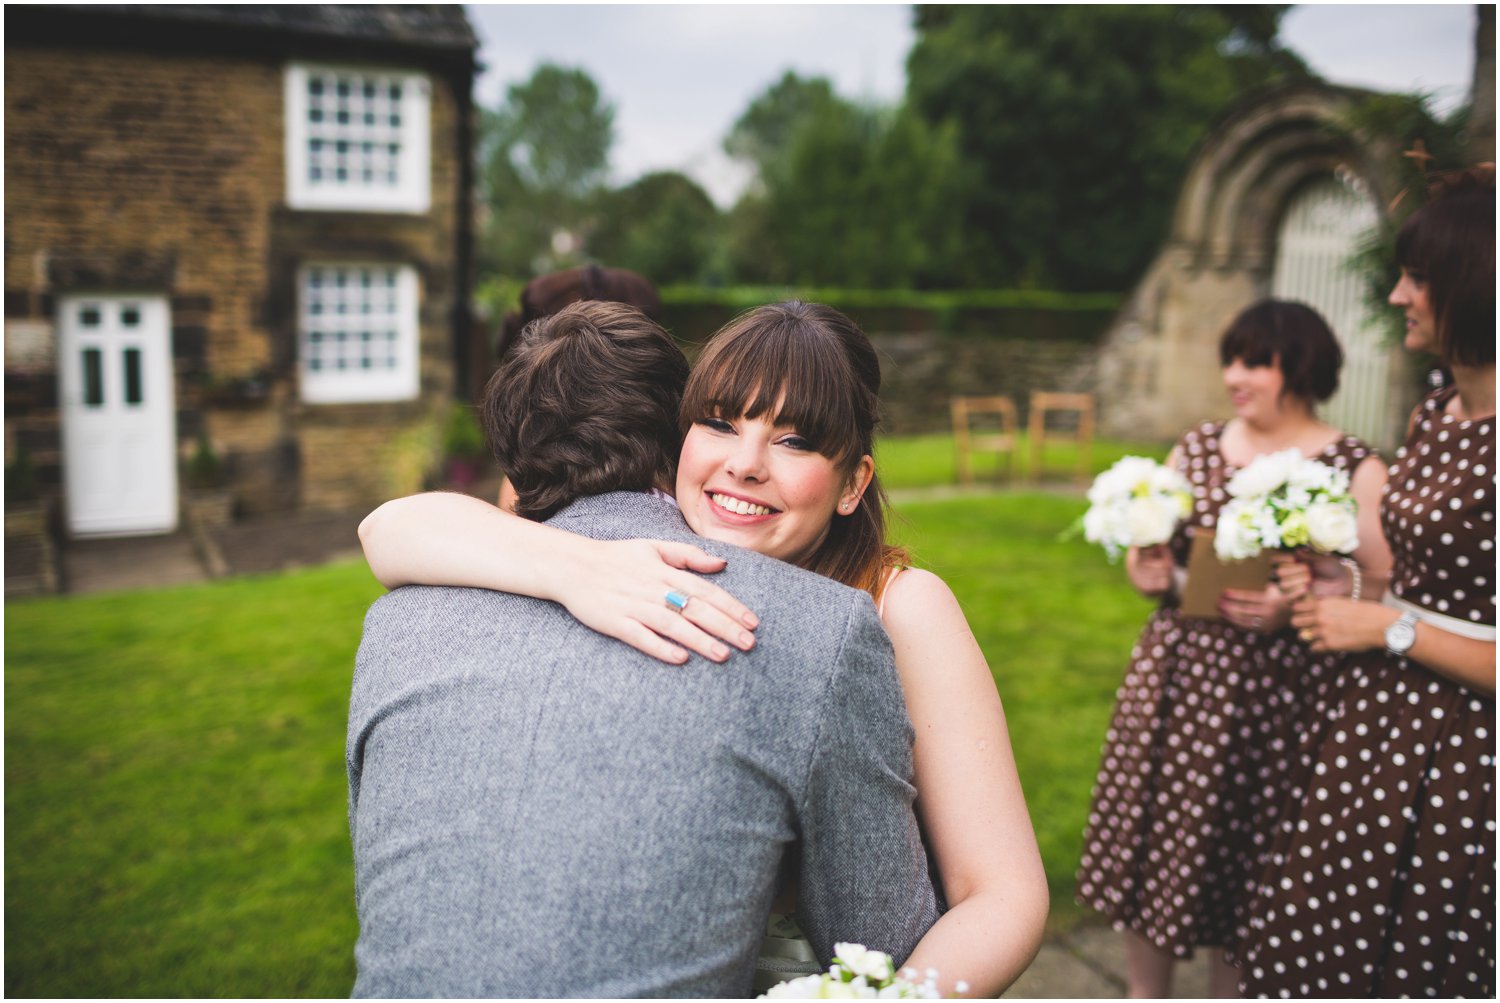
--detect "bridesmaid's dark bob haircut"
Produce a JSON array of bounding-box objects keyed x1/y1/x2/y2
[
  {"x1": 1218, "y1": 299, "x2": 1343, "y2": 404},
  {"x1": 1395, "y1": 168, "x2": 1496, "y2": 367},
  {"x1": 680, "y1": 300, "x2": 904, "y2": 602}
]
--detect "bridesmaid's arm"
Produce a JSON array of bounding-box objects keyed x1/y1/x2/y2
[
  {"x1": 358, "y1": 492, "x2": 758, "y2": 664},
  {"x1": 1347, "y1": 453, "x2": 1394, "y2": 594},
  {"x1": 881, "y1": 569, "x2": 1048, "y2": 997},
  {"x1": 1291, "y1": 596, "x2": 1495, "y2": 696}
]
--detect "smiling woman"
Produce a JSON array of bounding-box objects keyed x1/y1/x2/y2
[{"x1": 676, "y1": 301, "x2": 884, "y2": 591}]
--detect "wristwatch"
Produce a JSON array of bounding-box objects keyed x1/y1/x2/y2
[{"x1": 1385, "y1": 612, "x2": 1418, "y2": 655}]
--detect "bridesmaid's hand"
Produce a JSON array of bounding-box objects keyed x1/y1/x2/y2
[
  {"x1": 1219, "y1": 582, "x2": 1292, "y2": 633},
  {"x1": 557, "y1": 538, "x2": 760, "y2": 665},
  {"x1": 1291, "y1": 595, "x2": 1393, "y2": 653},
  {"x1": 1126, "y1": 544, "x2": 1173, "y2": 598},
  {"x1": 1273, "y1": 549, "x2": 1352, "y2": 601}
]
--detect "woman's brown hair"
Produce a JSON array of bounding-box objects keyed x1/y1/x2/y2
[
  {"x1": 1395, "y1": 167, "x2": 1496, "y2": 367},
  {"x1": 679, "y1": 301, "x2": 907, "y2": 602}
]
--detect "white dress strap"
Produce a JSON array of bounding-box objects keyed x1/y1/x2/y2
[{"x1": 876, "y1": 565, "x2": 907, "y2": 619}]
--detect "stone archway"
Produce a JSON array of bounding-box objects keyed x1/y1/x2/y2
[{"x1": 1094, "y1": 81, "x2": 1409, "y2": 450}]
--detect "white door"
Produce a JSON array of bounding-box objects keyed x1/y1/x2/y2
[
  {"x1": 1271, "y1": 174, "x2": 1398, "y2": 449},
  {"x1": 58, "y1": 295, "x2": 179, "y2": 535}
]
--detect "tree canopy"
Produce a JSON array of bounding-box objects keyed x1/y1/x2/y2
[
  {"x1": 477, "y1": 8, "x2": 1334, "y2": 294},
  {"x1": 479, "y1": 64, "x2": 615, "y2": 275},
  {"x1": 905, "y1": 4, "x2": 1307, "y2": 289}
]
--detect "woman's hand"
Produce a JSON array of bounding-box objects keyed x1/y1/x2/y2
[
  {"x1": 1271, "y1": 550, "x2": 1352, "y2": 602},
  {"x1": 1218, "y1": 581, "x2": 1292, "y2": 633},
  {"x1": 1126, "y1": 544, "x2": 1173, "y2": 598},
  {"x1": 1290, "y1": 595, "x2": 1390, "y2": 653},
  {"x1": 554, "y1": 538, "x2": 760, "y2": 666}
]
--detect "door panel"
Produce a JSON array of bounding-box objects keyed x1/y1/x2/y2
[{"x1": 58, "y1": 295, "x2": 178, "y2": 535}]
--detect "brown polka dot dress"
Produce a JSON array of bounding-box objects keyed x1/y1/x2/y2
[
  {"x1": 1236, "y1": 387, "x2": 1496, "y2": 998},
  {"x1": 1076, "y1": 421, "x2": 1376, "y2": 957}
]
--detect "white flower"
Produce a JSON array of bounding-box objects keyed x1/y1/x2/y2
[
  {"x1": 762, "y1": 945, "x2": 943, "y2": 999},
  {"x1": 1226, "y1": 448, "x2": 1302, "y2": 498},
  {"x1": 1215, "y1": 498, "x2": 1264, "y2": 560},
  {"x1": 1080, "y1": 456, "x2": 1190, "y2": 560},
  {"x1": 1306, "y1": 499, "x2": 1359, "y2": 554},
  {"x1": 834, "y1": 944, "x2": 895, "y2": 982},
  {"x1": 1215, "y1": 451, "x2": 1360, "y2": 558},
  {"x1": 1125, "y1": 494, "x2": 1181, "y2": 548}
]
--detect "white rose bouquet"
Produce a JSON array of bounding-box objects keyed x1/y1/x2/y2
[
  {"x1": 760, "y1": 943, "x2": 960, "y2": 999},
  {"x1": 1077, "y1": 456, "x2": 1193, "y2": 561},
  {"x1": 1214, "y1": 448, "x2": 1360, "y2": 561}
]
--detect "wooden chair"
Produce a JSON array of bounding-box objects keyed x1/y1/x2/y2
[
  {"x1": 1027, "y1": 391, "x2": 1095, "y2": 486},
  {"x1": 950, "y1": 395, "x2": 1019, "y2": 486}
]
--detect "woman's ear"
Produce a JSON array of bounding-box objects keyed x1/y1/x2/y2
[{"x1": 838, "y1": 454, "x2": 876, "y2": 514}]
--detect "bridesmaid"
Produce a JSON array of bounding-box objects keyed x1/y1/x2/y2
[
  {"x1": 1238, "y1": 168, "x2": 1495, "y2": 997},
  {"x1": 1075, "y1": 300, "x2": 1391, "y2": 997}
]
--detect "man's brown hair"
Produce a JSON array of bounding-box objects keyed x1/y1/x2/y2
[{"x1": 481, "y1": 301, "x2": 689, "y2": 521}]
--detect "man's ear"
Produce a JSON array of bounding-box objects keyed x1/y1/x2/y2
[{"x1": 838, "y1": 454, "x2": 876, "y2": 515}]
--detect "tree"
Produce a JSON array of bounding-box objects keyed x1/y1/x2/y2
[
  {"x1": 590, "y1": 172, "x2": 724, "y2": 285},
  {"x1": 479, "y1": 64, "x2": 615, "y2": 276},
  {"x1": 723, "y1": 72, "x2": 841, "y2": 187},
  {"x1": 723, "y1": 74, "x2": 977, "y2": 288},
  {"x1": 906, "y1": 5, "x2": 1306, "y2": 290}
]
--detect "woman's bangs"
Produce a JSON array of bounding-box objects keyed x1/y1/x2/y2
[
  {"x1": 1219, "y1": 325, "x2": 1277, "y2": 369},
  {"x1": 685, "y1": 318, "x2": 862, "y2": 465}
]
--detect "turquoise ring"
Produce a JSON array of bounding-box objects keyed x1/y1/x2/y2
[{"x1": 665, "y1": 590, "x2": 690, "y2": 613}]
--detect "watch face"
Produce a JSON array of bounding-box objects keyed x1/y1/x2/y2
[{"x1": 1387, "y1": 616, "x2": 1417, "y2": 653}]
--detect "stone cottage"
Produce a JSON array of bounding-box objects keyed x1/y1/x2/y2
[{"x1": 5, "y1": 5, "x2": 478, "y2": 537}]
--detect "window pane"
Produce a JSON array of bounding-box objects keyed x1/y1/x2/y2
[
  {"x1": 83, "y1": 348, "x2": 104, "y2": 406},
  {"x1": 123, "y1": 348, "x2": 143, "y2": 405},
  {"x1": 81, "y1": 306, "x2": 102, "y2": 327},
  {"x1": 121, "y1": 306, "x2": 141, "y2": 327}
]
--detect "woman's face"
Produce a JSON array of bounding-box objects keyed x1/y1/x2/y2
[
  {"x1": 675, "y1": 411, "x2": 873, "y2": 568},
  {"x1": 1222, "y1": 355, "x2": 1290, "y2": 425},
  {"x1": 1388, "y1": 266, "x2": 1437, "y2": 353}
]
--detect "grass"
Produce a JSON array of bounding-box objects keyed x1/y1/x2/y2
[
  {"x1": 5, "y1": 434, "x2": 1165, "y2": 995},
  {"x1": 6, "y1": 563, "x2": 384, "y2": 997},
  {"x1": 875, "y1": 432, "x2": 1168, "y2": 491}
]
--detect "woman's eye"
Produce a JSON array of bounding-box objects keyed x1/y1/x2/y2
[
  {"x1": 778, "y1": 435, "x2": 814, "y2": 451},
  {"x1": 699, "y1": 417, "x2": 734, "y2": 433}
]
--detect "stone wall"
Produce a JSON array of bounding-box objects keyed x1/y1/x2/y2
[{"x1": 658, "y1": 300, "x2": 1116, "y2": 438}]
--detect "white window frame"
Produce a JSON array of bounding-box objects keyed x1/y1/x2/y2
[
  {"x1": 297, "y1": 263, "x2": 421, "y2": 404},
  {"x1": 285, "y1": 62, "x2": 431, "y2": 213}
]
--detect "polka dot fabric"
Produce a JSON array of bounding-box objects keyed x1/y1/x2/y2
[
  {"x1": 1076, "y1": 421, "x2": 1375, "y2": 958},
  {"x1": 1237, "y1": 387, "x2": 1496, "y2": 998}
]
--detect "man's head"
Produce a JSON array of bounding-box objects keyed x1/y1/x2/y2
[{"x1": 480, "y1": 300, "x2": 689, "y2": 521}]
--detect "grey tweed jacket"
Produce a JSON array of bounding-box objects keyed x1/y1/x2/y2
[{"x1": 347, "y1": 492, "x2": 938, "y2": 998}]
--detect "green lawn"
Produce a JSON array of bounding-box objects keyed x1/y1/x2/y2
[
  {"x1": 6, "y1": 436, "x2": 1162, "y2": 996},
  {"x1": 875, "y1": 431, "x2": 1167, "y2": 490}
]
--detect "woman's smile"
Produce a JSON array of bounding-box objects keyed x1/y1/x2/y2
[{"x1": 676, "y1": 413, "x2": 864, "y2": 568}]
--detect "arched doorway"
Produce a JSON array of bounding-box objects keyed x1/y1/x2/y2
[{"x1": 1271, "y1": 173, "x2": 1397, "y2": 447}]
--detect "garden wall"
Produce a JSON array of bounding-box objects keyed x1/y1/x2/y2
[{"x1": 657, "y1": 291, "x2": 1122, "y2": 436}]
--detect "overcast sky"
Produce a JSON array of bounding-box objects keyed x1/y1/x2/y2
[{"x1": 465, "y1": 4, "x2": 1480, "y2": 206}]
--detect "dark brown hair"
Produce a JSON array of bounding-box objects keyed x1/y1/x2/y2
[
  {"x1": 1218, "y1": 299, "x2": 1344, "y2": 404},
  {"x1": 481, "y1": 301, "x2": 689, "y2": 521},
  {"x1": 1395, "y1": 168, "x2": 1496, "y2": 367},
  {"x1": 679, "y1": 301, "x2": 906, "y2": 601}
]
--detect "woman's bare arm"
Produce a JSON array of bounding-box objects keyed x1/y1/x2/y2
[
  {"x1": 880, "y1": 569, "x2": 1049, "y2": 997},
  {"x1": 358, "y1": 492, "x2": 758, "y2": 663},
  {"x1": 1292, "y1": 595, "x2": 1495, "y2": 695}
]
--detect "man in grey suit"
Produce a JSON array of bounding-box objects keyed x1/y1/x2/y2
[{"x1": 348, "y1": 302, "x2": 938, "y2": 997}]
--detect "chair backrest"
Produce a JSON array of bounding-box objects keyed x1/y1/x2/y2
[
  {"x1": 950, "y1": 395, "x2": 1019, "y2": 485},
  {"x1": 1026, "y1": 392, "x2": 1096, "y2": 485}
]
